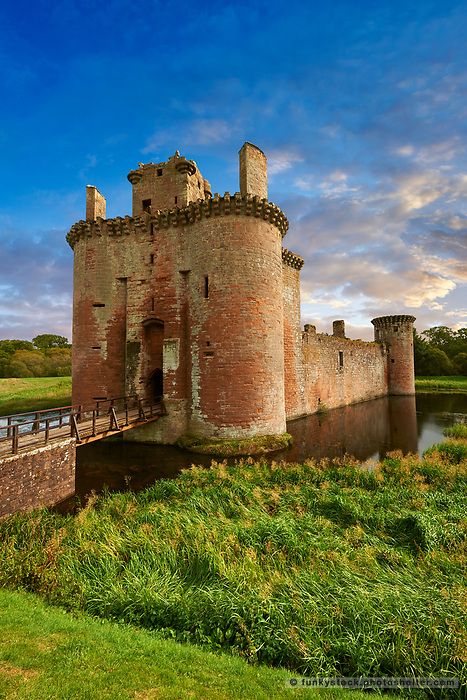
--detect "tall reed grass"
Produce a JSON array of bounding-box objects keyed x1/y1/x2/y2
[{"x1": 0, "y1": 442, "x2": 465, "y2": 691}]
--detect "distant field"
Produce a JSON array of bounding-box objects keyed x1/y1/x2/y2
[
  {"x1": 0, "y1": 377, "x2": 72, "y2": 416},
  {"x1": 415, "y1": 375, "x2": 467, "y2": 393}
]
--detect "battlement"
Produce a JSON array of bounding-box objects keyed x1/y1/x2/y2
[
  {"x1": 371, "y1": 315, "x2": 416, "y2": 328},
  {"x1": 67, "y1": 193, "x2": 289, "y2": 248},
  {"x1": 282, "y1": 247, "x2": 304, "y2": 269}
]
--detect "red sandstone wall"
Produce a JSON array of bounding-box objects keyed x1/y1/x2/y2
[
  {"x1": 0, "y1": 439, "x2": 76, "y2": 518},
  {"x1": 299, "y1": 329, "x2": 388, "y2": 415},
  {"x1": 282, "y1": 263, "x2": 304, "y2": 419}
]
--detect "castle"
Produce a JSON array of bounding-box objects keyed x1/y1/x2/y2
[{"x1": 67, "y1": 143, "x2": 415, "y2": 444}]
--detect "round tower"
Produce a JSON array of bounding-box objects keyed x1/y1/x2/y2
[{"x1": 371, "y1": 315, "x2": 416, "y2": 395}]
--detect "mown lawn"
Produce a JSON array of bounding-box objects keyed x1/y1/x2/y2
[
  {"x1": 0, "y1": 436, "x2": 465, "y2": 695},
  {"x1": 1, "y1": 588, "x2": 384, "y2": 700},
  {"x1": 415, "y1": 375, "x2": 467, "y2": 392},
  {"x1": 0, "y1": 377, "x2": 72, "y2": 416}
]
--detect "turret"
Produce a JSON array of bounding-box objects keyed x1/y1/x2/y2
[
  {"x1": 372, "y1": 315, "x2": 416, "y2": 395},
  {"x1": 127, "y1": 151, "x2": 206, "y2": 215}
]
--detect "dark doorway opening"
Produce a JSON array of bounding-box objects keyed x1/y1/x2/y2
[{"x1": 149, "y1": 368, "x2": 163, "y2": 401}]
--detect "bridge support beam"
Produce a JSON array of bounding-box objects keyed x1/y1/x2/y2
[{"x1": 0, "y1": 438, "x2": 76, "y2": 519}]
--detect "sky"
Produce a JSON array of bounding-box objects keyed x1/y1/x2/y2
[{"x1": 0, "y1": 0, "x2": 466, "y2": 341}]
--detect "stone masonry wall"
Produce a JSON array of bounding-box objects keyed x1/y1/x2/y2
[
  {"x1": 299, "y1": 327, "x2": 388, "y2": 415},
  {"x1": 282, "y1": 260, "x2": 305, "y2": 420},
  {"x1": 0, "y1": 439, "x2": 76, "y2": 518}
]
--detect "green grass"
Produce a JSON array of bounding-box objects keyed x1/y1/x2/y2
[
  {"x1": 444, "y1": 423, "x2": 467, "y2": 439},
  {"x1": 0, "y1": 377, "x2": 72, "y2": 416},
  {"x1": 415, "y1": 375, "x2": 467, "y2": 392},
  {"x1": 176, "y1": 432, "x2": 293, "y2": 456},
  {"x1": 0, "y1": 445, "x2": 465, "y2": 695},
  {"x1": 0, "y1": 588, "x2": 383, "y2": 700}
]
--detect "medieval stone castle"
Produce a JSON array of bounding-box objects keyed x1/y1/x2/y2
[{"x1": 67, "y1": 143, "x2": 415, "y2": 444}]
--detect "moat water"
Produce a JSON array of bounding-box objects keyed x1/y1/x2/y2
[{"x1": 55, "y1": 392, "x2": 466, "y2": 510}]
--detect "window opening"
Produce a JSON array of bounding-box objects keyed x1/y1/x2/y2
[
  {"x1": 204, "y1": 276, "x2": 209, "y2": 298},
  {"x1": 142, "y1": 199, "x2": 151, "y2": 212},
  {"x1": 174, "y1": 196, "x2": 178, "y2": 204},
  {"x1": 157, "y1": 169, "x2": 163, "y2": 176},
  {"x1": 339, "y1": 351, "x2": 344, "y2": 368},
  {"x1": 393, "y1": 325, "x2": 399, "y2": 332},
  {"x1": 150, "y1": 253, "x2": 155, "y2": 264},
  {"x1": 92, "y1": 303, "x2": 105, "y2": 307}
]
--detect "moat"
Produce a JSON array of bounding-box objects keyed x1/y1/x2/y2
[{"x1": 56, "y1": 392, "x2": 466, "y2": 510}]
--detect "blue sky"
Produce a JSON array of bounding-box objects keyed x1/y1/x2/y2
[{"x1": 1, "y1": 0, "x2": 466, "y2": 340}]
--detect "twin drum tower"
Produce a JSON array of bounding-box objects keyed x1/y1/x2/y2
[{"x1": 67, "y1": 143, "x2": 415, "y2": 444}]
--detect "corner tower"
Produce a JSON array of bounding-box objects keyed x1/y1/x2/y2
[{"x1": 372, "y1": 315, "x2": 416, "y2": 395}]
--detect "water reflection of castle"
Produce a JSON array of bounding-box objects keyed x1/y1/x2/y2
[{"x1": 287, "y1": 395, "x2": 418, "y2": 463}]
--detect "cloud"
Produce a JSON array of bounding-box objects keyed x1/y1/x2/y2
[
  {"x1": 143, "y1": 119, "x2": 236, "y2": 154},
  {"x1": 268, "y1": 149, "x2": 303, "y2": 176}
]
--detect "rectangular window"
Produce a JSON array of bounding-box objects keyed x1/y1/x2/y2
[
  {"x1": 92, "y1": 303, "x2": 105, "y2": 307},
  {"x1": 204, "y1": 276, "x2": 209, "y2": 299},
  {"x1": 157, "y1": 169, "x2": 163, "y2": 176},
  {"x1": 393, "y1": 325, "x2": 399, "y2": 332},
  {"x1": 142, "y1": 199, "x2": 151, "y2": 212},
  {"x1": 339, "y1": 351, "x2": 344, "y2": 368},
  {"x1": 174, "y1": 196, "x2": 178, "y2": 204},
  {"x1": 150, "y1": 253, "x2": 155, "y2": 264}
]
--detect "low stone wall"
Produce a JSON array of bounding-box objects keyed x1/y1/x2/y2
[{"x1": 0, "y1": 439, "x2": 76, "y2": 518}]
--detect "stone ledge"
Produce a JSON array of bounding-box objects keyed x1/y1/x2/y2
[{"x1": 66, "y1": 193, "x2": 289, "y2": 248}]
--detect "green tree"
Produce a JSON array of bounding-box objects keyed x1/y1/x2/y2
[
  {"x1": 32, "y1": 334, "x2": 70, "y2": 350},
  {"x1": 44, "y1": 347, "x2": 72, "y2": 376},
  {"x1": 8, "y1": 350, "x2": 47, "y2": 377},
  {"x1": 453, "y1": 352, "x2": 467, "y2": 375}
]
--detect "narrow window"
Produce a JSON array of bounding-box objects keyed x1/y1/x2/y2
[
  {"x1": 150, "y1": 223, "x2": 154, "y2": 235},
  {"x1": 91, "y1": 346, "x2": 101, "y2": 350},
  {"x1": 150, "y1": 253, "x2": 155, "y2": 264},
  {"x1": 142, "y1": 198, "x2": 151, "y2": 212},
  {"x1": 206, "y1": 341, "x2": 211, "y2": 347},
  {"x1": 157, "y1": 169, "x2": 163, "y2": 176},
  {"x1": 204, "y1": 351, "x2": 214, "y2": 357},
  {"x1": 393, "y1": 325, "x2": 399, "y2": 332},
  {"x1": 174, "y1": 196, "x2": 178, "y2": 204},
  {"x1": 151, "y1": 297, "x2": 155, "y2": 312},
  {"x1": 204, "y1": 276, "x2": 209, "y2": 298},
  {"x1": 391, "y1": 358, "x2": 395, "y2": 363},
  {"x1": 92, "y1": 303, "x2": 105, "y2": 307},
  {"x1": 339, "y1": 351, "x2": 344, "y2": 368}
]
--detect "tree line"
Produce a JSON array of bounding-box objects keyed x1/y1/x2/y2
[
  {"x1": 414, "y1": 326, "x2": 467, "y2": 376},
  {"x1": 0, "y1": 335, "x2": 71, "y2": 378},
  {"x1": 0, "y1": 327, "x2": 465, "y2": 378}
]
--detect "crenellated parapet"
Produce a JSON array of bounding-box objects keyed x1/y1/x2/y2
[
  {"x1": 371, "y1": 315, "x2": 416, "y2": 329},
  {"x1": 282, "y1": 247, "x2": 304, "y2": 269},
  {"x1": 67, "y1": 193, "x2": 289, "y2": 248}
]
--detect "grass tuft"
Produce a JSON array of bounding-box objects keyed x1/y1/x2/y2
[{"x1": 175, "y1": 433, "x2": 293, "y2": 456}]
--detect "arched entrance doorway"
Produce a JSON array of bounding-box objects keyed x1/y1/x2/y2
[
  {"x1": 142, "y1": 317, "x2": 164, "y2": 402},
  {"x1": 149, "y1": 368, "x2": 163, "y2": 401}
]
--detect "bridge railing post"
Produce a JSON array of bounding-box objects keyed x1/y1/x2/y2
[
  {"x1": 7, "y1": 416, "x2": 12, "y2": 438},
  {"x1": 92, "y1": 410, "x2": 96, "y2": 436},
  {"x1": 125, "y1": 401, "x2": 129, "y2": 426},
  {"x1": 12, "y1": 424, "x2": 19, "y2": 454},
  {"x1": 44, "y1": 418, "x2": 50, "y2": 444},
  {"x1": 33, "y1": 412, "x2": 40, "y2": 435}
]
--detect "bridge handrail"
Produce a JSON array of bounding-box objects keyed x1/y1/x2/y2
[
  {"x1": 0, "y1": 395, "x2": 162, "y2": 454},
  {"x1": 0, "y1": 394, "x2": 140, "y2": 422}
]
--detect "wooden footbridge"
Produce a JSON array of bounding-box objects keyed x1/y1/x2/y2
[{"x1": 0, "y1": 395, "x2": 164, "y2": 459}]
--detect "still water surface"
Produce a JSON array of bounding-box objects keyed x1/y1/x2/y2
[{"x1": 62, "y1": 393, "x2": 466, "y2": 508}]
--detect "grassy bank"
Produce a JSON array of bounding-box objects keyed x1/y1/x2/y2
[
  {"x1": 1, "y1": 589, "x2": 383, "y2": 700},
  {"x1": 0, "y1": 439, "x2": 465, "y2": 692},
  {"x1": 0, "y1": 377, "x2": 72, "y2": 416},
  {"x1": 415, "y1": 375, "x2": 467, "y2": 392}
]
